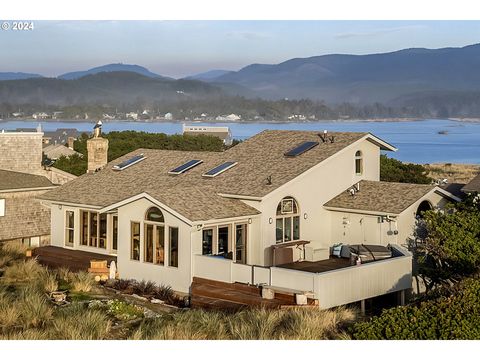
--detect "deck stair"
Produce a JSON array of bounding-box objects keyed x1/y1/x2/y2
[{"x1": 191, "y1": 277, "x2": 316, "y2": 310}]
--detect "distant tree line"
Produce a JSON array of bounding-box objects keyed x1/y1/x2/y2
[{"x1": 6, "y1": 92, "x2": 480, "y2": 121}]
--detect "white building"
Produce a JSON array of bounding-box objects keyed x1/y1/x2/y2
[
  {"x1": 182, "y1": 124, "x2": 233, "y2": 146},
  {"x1": 39, "y1": 130, "x2": 459, "y2": 309}
]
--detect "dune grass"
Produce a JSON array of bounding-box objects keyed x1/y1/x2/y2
[
  {"x1": 130, "y1": 307, "x2": 355, "y2": 340},
  {"x1": 70, "y1": 271, "x2": 95, "y2": 292}
]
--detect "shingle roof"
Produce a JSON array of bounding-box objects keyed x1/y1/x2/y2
[
  {"x1": 43, "y1": 144, "x2": 81, "y2": 160},
  {"x1": 39, "y1": 130, "x2": 379, "y2": 221},
  {"x1": 462, "y1": 173, "x2": 480, "y2": 193},
  {"x1": 0, "y1": 190, "x2": 51, "y2": 241},
  {"x1": 0, "y1": 169, "x2": 53, "y2": 192},
  {"x1": 324, "y1": 180, "x2": 436, "y2": 215}
]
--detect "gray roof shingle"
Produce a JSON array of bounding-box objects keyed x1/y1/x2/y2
[
  {"x1": 39, "y1": 130, "x2": 375, "y2": 221},
  {"x1": 0, "y1": 169, "x2": 53, "y2": 192},
  {"x1": 324, "y1": 180, "x2": 435, "y2": 215},
  {"x1": 462, "y1": 173, "x2": 480, "y2": 193}
]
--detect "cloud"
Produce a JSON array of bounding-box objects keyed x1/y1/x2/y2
[
  {"x1": 335, "y1": 25, "x2": 428, "y2": 39},
  {"x1": 226, "y1": 30, "x2": 270, "y2": 40}
]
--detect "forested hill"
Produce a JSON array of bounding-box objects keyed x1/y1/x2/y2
[{"x1": 0, "y1": 71, "x2": 224, "y2": 106}]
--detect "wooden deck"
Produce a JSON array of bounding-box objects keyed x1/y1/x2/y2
[
  {"x1": 278, "y1": 257, "x2": 352, "y2": 273},
  {"x1": 32, "y1": 246, "x2": 116, "y2": 272},
  {"x1": 190, "y1": 277, "x2": 315, "y2": 311}
]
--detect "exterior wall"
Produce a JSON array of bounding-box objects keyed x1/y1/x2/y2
[
  {"x1": 243, "y1": 138, "x2": 381, "y2": 266},
  {"x1": 328, "y1": 190, "x2": 451, "y2": 247},
  {"x1": 117, "y1": 198, "x2": 193, "y2": 294},
  {"x1": 0, "y1": 189, "x2": 51, "y2": 242},
  {"x1": 0, "y1": 132, "x2": 43, "y2": 175},
  {"x1": 42, "y1": 167, "x2": 77, "y2": 185}
]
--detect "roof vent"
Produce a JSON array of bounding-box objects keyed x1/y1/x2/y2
[{"x1": 319, "y1": 130, "x2": 335, "y2": 143}]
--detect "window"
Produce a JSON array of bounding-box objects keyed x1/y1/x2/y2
[
  {"x1": 112, "y1": 154, "x2": 145, "y2": 171},
  {"x1": 80, "y1": 211, "x2": 88, "y2": 246},
  {"x1": 155, "y1": 225, "x2": 165, "y2": 265},
  {"x1": 202, "y1": 161, "x2": 237, "y2": 177},
  {"x1": 275, "y1": 197, "x2": 300, "y2": 244},
  {"x1": 145, "y1": 207, "x2": 165, "y2": 265},
  {"x1": 169, "y1": 227, "x2": 179, "y2": 267},
  {"x1": 89, "y1": 212, "x2": 98, "y2": 247},
  {"x1": 218, "y1": 226, "x2": 229, "y2": 255},
  {"x1": 202, "y1": 228, "x2": 213, "y2": 255},
  {"x1": 235, "y1": 224, "x2": 247, "y2": 264},
  {"x1": 99, "y1": 213, "x2": 107, "y2": 249},
  {"x1": 169, "y1": 159, "x2": 203, "y2": 175},
  {"x1": 146, "y1": 207, "x2": 164, "y2": 222},
  {"x1": 0, "y1": 199, "x2": 5, "y2": 217},
  {"x1": 65, "y1": 211, "x2": 74, "y2": 247},
  {"x1": 131, "y1": 222, "x2": 140, "y2": 261},
  {"x1": 355, "y1": 150, "x2": 363, "y2": 175},
  {"x1": 112, "y1": 215, "x2": 118, "y2": 251}
]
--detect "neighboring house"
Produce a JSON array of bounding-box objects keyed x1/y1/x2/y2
[
  {"x1": 39, "y1": 130, "x2": 458, "y2": 308},
  {"x1": 462, "y1": 173, "x2": 480, "y2": 193},
  {"x1": 42, "y1": 128, "x2": 80, "y2": 146},
  {"x1": 43, "y1": 143, "x2": 82, "y2": 160},
  {"x1": 182, "y1": 124, "x2": 233, "y2": 146},
  {"x1": 0, "y1": 169, "x2": 55, "y2": 246}
]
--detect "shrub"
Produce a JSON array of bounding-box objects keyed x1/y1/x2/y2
[
  {"x1": 52, "y1": 303, "x2": 111, "y2": 340},
  {"x1": 133, "y1": 280, "x2": 157, "y2": 297},
  {"x1": 0, "y1": 287, "x2": 20, "y2": 328},
  {"x1": 71, "y1": 271, "x2": 95, "y2": 292},
  {"x1": 37, "y1": 269, "x2": 58, "y2": 293},
  {"x1": 0, "y1": 241, "x2": 28, "y2": 258},
  {"x1": 55, "y1": 267, "x2": 72, "y2": 282},
  {"x1": 380, "y1": 155, "x2": 432, "y2": 184},
  {"x1": 2, "y1": 259, "x2": 43, "y2": 283},
  {"x1": 106, "y1": 299, "x2": 144, "y2": 321},
  {"x1": 351, "y1": 277, "x2": 480, "y2": 339},
  {"x1": 18, "y1": 286, "x2": 53, "y2": 329},
  {"x1": 0, "y1": 254, "x2": 13, "y2": 269}
]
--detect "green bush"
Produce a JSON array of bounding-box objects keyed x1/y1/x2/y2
[
  {"x1": 351, "y1": 277, "x2": 480, "y2": 339},
  {"x1": 380, "y1": 155, "x2": 431, "y2": 184}
]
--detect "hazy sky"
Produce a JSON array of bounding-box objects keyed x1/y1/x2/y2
[{"x1": 1, "y1": 20, "x2": 480, "y2": 78}]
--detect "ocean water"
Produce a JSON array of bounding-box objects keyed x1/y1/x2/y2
[{"x1": 1, "y1": 119, "x2": 479, "y2": 164}]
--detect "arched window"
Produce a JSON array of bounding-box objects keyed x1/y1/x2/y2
[
  {"x1": 355, "y1": 150, "x2": 363, "y2": 175},
  {"x1": 275, "y1": 197, "x2": 300, "y2": 244},
  {"x1": 144, "y1": 207, "x2": 165, "y2": 265},
  {"x1": 416, "y1": 200, "x2": 432, "y2": 218},
  {"x1": 145, "y1": 207, "x2": 164, "y2": 222}
]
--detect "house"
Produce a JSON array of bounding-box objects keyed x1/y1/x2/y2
[
  {"x1": 43, "y1": 143, "x2": 82, "y2": 160},
  {"x1": 38, "y1": 129, "x2": 458, "y2": 309},
  {"x1": 126, "y1": 112, "x2": 138, "y2": 120},
  {"x1": 0, "y1": 170, "x2": 55, "y2": 246},
  {"x1": 215, "y1": 114, "x2": 241, "y2": 121},
  {"x1": 462, "y1": 173, "x2": 480, "y2": 194},
  {"x1": 182, "y1": 124, "x2": 233, "y2": 146}
]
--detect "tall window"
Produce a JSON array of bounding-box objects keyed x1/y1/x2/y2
[
  {"x1": 144, "y1": 207, "x2": 165, "y2": 265},
  {"x1": 81, "y1": 211, "x2": 107, "y2": 249},
  {"x1": 112, "y1": 215, "x2": 118, "y2": 251},
  {"x1": 131, "y1": 222, "x2": 140, "y2": 261},
  {"x1": 355, "y1": 150, "x2": 363, "y2": 175},
  {"x1": 80, "y1": 211, "x2": 88, "y2": 246},
  {"x1": 65, "y1": 211, "x2": 74, "y2": 247},
  {"x1": 276, "y1": 197, "x2": 300, "y2": 244},
  {"x1": 169, "y1": 227, "x2": 179, "y2": 267},
  {"x1": 218, "y1": 226, "x2": 229, "y2": 255},
  {"x1": 202, "y1": 228, "x2": 213, "y2": 255}
]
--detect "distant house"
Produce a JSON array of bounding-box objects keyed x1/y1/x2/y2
[
  {"x1": 43, "y1": 144, "x2": 82, "y2": 160},
  {"x1": 126, "y1": 112, "x2": 138, "y2": 120},
  {"x1": 164, "y1": 113, "x2": 173, "y2": 120},
  {"x1": 462, "y1": 173, "x2": 480, "y2": 194},
  {"x1": 40, "y1": 129, "x2": 460, "y2": 309},
  {"x1": 0, "y1": 170, "x2": 55, "y2": 246},
  {"x1": 215, "y1": 113, "x2": 241, "y2": 121},
  {"x1": 32, "y1": 112, "x2": 49, "y2": 120},
  {"x1": 42, "y1": 128, "x2": 80, "y2": 146},
  {"x1": 182, "y1": 124, "x2": 233, "y2": 146}
]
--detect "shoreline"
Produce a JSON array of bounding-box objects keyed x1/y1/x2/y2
[{"x1": 0, "y1": 116, "x2": 467, "y2": 125}]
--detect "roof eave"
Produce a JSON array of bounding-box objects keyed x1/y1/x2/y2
[{"x1": 366, "y1": 133, "x2": 397, "y2": 152}]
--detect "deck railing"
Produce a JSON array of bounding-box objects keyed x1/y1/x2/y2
[{"x1": 192, "y1": 244, "x2": 412, "y2": 309}]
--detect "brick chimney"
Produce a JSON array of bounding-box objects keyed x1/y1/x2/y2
[
  {"x1": 67, "y1": 136, "x2": 75, "y2": 150},
  {"x1": 87, "y1": 121, "x2": 108, "y2": 173}
]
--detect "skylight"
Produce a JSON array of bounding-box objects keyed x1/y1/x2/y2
[
  {"x1": 112, "y1": 154, "x2": 145, "y2": 171},
  {"x1": 284, "y1": 141, "x2": 319, "y2": 157},
  {"x1": 202, "y1": 161, "x2": 237, "y2": 177},
  {"x1": 168, "y1": 159, "x2": 203, "y2": 175}
]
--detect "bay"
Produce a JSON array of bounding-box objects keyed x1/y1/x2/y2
[{"x1": 1, "y1": 119, "x2": 479, "y2": 164}]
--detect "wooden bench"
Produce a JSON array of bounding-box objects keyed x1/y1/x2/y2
[{"x1": 261, "y1": 285, "x2": 315, "y2": 305}]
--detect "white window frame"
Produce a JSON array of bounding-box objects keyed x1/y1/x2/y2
[{"x1": 0, "y1": 198, "x2": 5, "y2": 217}]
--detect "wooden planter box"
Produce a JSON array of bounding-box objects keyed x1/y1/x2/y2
[{"x1": 90, "y1": 259, "x2": 107, "y2": 269}]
